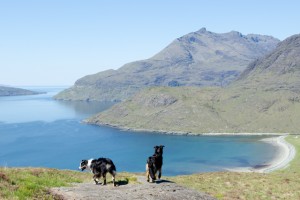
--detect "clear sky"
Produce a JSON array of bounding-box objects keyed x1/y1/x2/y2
[{"x1": 0, "y1": 0, "x2": 299, "y2": 86}]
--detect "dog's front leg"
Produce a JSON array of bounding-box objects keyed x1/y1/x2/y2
[
  {"x1": 152, "y1": 173, "x2": 157, "y2": 183},
  {"x1": 158, "y1": 168, "x2": 162, "y2": 180},
  {"x1": 93, "y1": 174, "x2": 99, "y2": 184},
  {"x1": 146, "y1": 164, "x2": 150, "y2": 182},
  {"x1": 102, "y1": 174, "x2": 106, "y2": 185}
]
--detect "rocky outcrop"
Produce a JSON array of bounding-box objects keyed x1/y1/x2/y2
[
  {"x1": 50, "y1": 176, "x2": 216, "y2": 200},
  {"x1": 132, "y1": 93, "x2": 177, "y2": 107}
]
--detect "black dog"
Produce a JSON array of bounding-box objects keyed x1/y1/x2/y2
[
  {"x1": 79, "y1": 158, "x2": 117, "y2": 186},
  {"x1": 146, "y1": 145, "x2": 164, "y2": 182}
]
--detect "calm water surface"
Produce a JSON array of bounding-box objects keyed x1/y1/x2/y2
[{"x1": 0, "y1": 87, "x2": 279, "y2": 175}]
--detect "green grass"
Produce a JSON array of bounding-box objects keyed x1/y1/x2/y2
[
  {"x1": 0, "y1": 168, "x2": 137, "y2": 200},
  {"x1": 0, "y1": 168, "x2": 91, "y2": 199},
  {"x1": 167, "y1": 136, "x2": 300, "y2": 200}
]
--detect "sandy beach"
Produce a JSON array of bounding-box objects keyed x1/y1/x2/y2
[{"x1": 227, "y1": 135, "x2": 296, "y2": 173}]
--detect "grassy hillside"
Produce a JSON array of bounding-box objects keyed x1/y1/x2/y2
[
  {"x1": 86, "y1": 86, "x2": 300, "y2": 134},
  {"x1": 0, "y1": 168, "x2": 136, "y2": 199},
  {"x1": 168, "y1": 136, "x2": 300, "y2": 199}
]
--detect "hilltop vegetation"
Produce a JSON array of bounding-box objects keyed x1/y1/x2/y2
[
  {"x1": 55, "y1": 28, "x2": 279, "y2": 102},
  {"x1": 86, "y1": 34, "x2": 300, "y2": 134}
]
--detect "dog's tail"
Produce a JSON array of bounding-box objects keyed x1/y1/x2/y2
[
  {"x1": 108, "y1": 161, "x2": 117, "y2": 187},
  {"x1": 147, "y1": 157, "x2": 156, "y2": 180},
  {"x1": 105, "y1": 158, "x2": 117, "y2": 176},
  {"x1": 111, "y1": 162, "x2": 117, "y2": 176}
]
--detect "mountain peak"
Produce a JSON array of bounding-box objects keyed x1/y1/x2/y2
[
  {"x1": 228, "y1": 31, "x2": 243, "y2": 37},
  {"x1": 197, "y1": 27, "x2": 207, "y2": 33}
]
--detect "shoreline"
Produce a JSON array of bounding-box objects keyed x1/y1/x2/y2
[
  {"x1": 259, "y1": 136, "x2": 296, "y2": 173},
  {"x1": 86, "y1": 121, "x2": 289, "y2": 136},
  {"x1": 226, "y1": 136, "x2": 296, "y2": 173},
  {"x1": 87, "y1": 121, "x2": 296, "y2": 173}
]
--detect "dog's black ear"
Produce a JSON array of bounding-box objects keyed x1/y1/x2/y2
[
  {"x1": 154, "y1": 146, "x2": 158, "y2": 148},
  {"x1": 160, "y1": 145, "x2": 165, "y2": 148}
]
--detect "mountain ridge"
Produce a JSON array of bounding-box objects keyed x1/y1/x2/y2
[{"x1": 55, "y1": 28, "x2": 279, "y2": 102}]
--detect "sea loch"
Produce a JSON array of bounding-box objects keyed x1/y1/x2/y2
[{"x1": 0, "y1": 87, "x2": 279, "y2": 175}]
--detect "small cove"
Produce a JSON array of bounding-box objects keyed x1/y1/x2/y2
[{"x1": 0, "y1": 87, "x2": 279, "y2": 175}]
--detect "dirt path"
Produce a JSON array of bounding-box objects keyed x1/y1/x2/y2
[{"x1": 50, "y1": 176, "x2": 216, "y2": 200}]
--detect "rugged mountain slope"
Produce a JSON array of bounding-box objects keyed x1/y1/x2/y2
[
  {"x1": 86, "y1": 34, "x2": 300, "y2": 134},
  {"x1": 55, "y1": 28, "x2": 279, "y2": 101},
  {"x1": 233, "y1": 33, "x2": 300, "y2": 91},
  {"x1": 0, "y1": 86, "x2": 43, "y2": 96}
]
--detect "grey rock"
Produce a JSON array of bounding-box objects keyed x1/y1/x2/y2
[
  {"x1": 134, "y1": 93, "x2": 177, "y2": 107},
  {"x1": 50, "y1": 176, "x2": 216, "y2": 200}
]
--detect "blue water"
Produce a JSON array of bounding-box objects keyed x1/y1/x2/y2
[{"x1": 0, "y1": 87, "x2": 279, "y2": 175}]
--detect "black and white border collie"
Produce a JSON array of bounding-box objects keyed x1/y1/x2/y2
[
  {"x1": 79, "y1": 157, "x2": 117, "y2": 186},
  {"x1": 146, "y1": 145, "x2": 165, "y2": 182}
]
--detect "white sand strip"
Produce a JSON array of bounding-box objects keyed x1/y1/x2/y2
[
  {"x1": 226, "y1": 135, "x2": 296, "y2": 173},
  {"x1": 258, "y1": 135, "x2": 295, "y2": 173}
]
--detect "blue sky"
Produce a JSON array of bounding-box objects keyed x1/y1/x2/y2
[{"x1": 0, "y1": 0, "x2": 299, "y2": 86}]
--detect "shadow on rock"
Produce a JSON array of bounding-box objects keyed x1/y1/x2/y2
[
  {"x1": 117, "y1": 179, "x2": 129, "y2": 186},
  {"x1": 155, "y1": 179, "x2": 174, "y2": 184}
]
